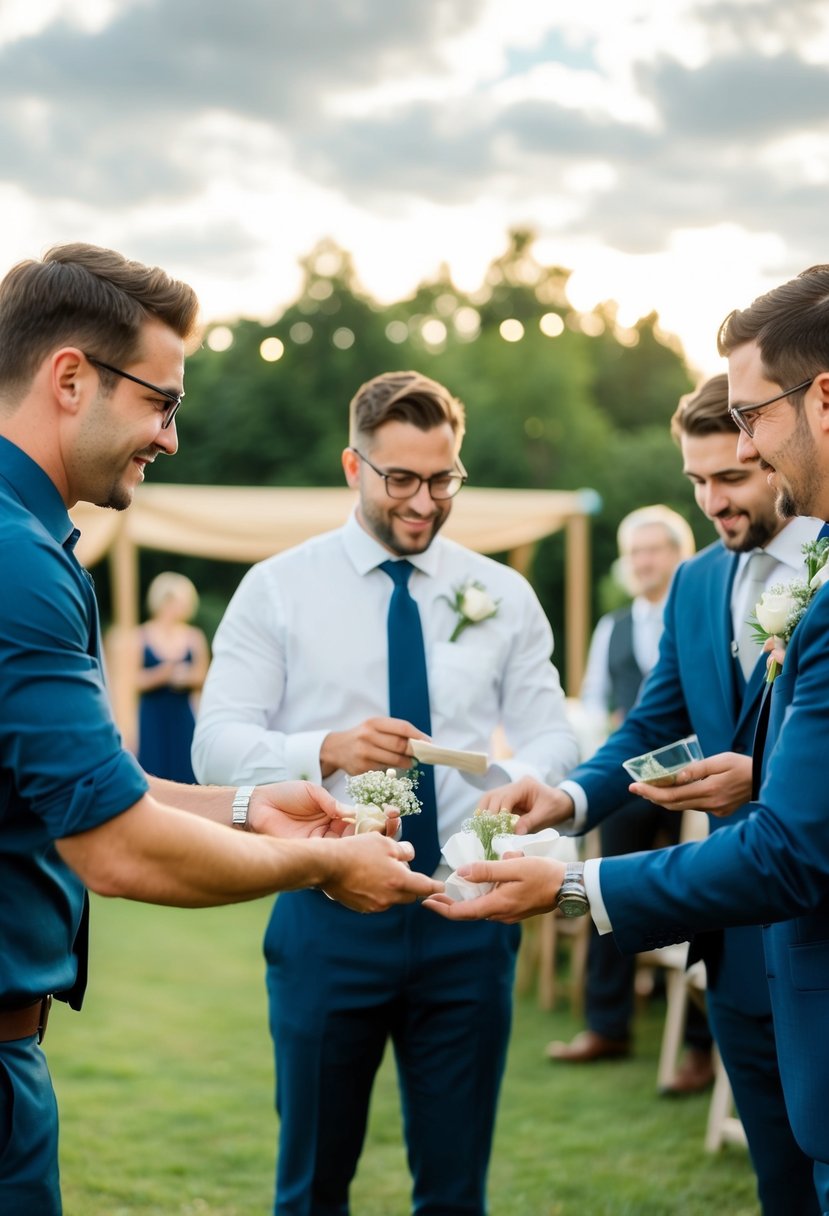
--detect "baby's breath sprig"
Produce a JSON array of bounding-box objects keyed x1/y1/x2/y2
[
  {"x1": 462, "y1": 807, "x2": 519, "y2": 860},
  {"x1": 345, "y1": 767, "x2": 422, "y2": 816}
]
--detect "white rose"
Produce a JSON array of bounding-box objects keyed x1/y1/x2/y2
[
  {"x1": 755, "y1": 590, "x2": 796, "y2": 636},
  {"x1": 810, "y1": 565, "x2": 829, "y2": 592},
  {"x1": 460, "y1": 585, "x2": 497, "y2": 622}
]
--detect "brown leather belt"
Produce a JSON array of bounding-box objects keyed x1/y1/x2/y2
[{"x1": 0, "y1": 996, "x2": 52, "y2": 1044}]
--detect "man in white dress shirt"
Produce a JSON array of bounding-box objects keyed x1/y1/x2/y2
[{"x1": 192, "y1": 370, "x2": 578, "y2": 1216}]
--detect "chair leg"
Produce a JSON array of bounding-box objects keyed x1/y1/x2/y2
[
  {"x1": 537, "y1": 911, "x2": 557, "y2": 1012},
  {"x1": 705, "y1": 1048, "x2": 747, "y2": 1151},
  {"x1": 656, "y1": 967, "x2": 689, "y2": 1091}
]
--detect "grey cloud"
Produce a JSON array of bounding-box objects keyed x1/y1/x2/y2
[
  {"x1": 639, "y1": 51, "x2": 829, "y2": 141},
  {"x1": 0, "y1": 0, "x2": 484, "y2": 127},
  {"x1": 689, "y1": 0, "x2": 829, "y2": 48},
  {"x1": 296, "y1": 52, "x2": 829, "y2": 254},
  {"x1": 0, "y1": 0, "x2": 484, "y2": 203},
  {"x1": 1, "y1": 0, "x2": 827, "y2": 271}
]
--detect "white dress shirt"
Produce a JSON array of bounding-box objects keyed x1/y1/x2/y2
[
  {"x1": 587, "y1": 514, "x2": 823, "y2": 934},
  {"x1": 192, "y1": 510, "x2": 578, "y2": 846}
]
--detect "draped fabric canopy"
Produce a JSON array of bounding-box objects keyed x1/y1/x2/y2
[
  {"x1": 70, "y1": 482, "x2": 593, "y2": 735},
  {"x1": 71, "y1": 484, "x2": 591, "y2": 569}
]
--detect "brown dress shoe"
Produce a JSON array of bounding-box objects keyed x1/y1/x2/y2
[
  {"x1": 660, "y1": 1046, "x2": 715, "y2": 1096},
  {"x1": 545, "y1": 1029, "x2": 631, "y2": 1063}
]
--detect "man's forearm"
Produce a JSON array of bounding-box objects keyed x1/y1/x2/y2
[{"x1": 57, "y1": 798, "x2": 334, "y2": 907}]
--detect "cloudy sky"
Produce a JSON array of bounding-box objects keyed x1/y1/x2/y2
[{"x1": 1, "y1": 0, "x2": 828, "y2": 374}]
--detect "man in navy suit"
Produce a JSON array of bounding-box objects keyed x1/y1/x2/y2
[
  {"x1": 425, "y1": 265, "x2": 829, "y2": 1213},
  {"x1": 549, "y1": 504, "x2": 715, "y2": 1091}
]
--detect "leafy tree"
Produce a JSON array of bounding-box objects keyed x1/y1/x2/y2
[{"x1": 129, "y1": 230, "x2": 699, "y2": 679}]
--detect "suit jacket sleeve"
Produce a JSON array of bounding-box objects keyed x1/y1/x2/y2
[
  {"x1": 568, "y1": 563, "x2": 694, "y2": 829},
  {"x1": 601, "y1": 583, "x2": 829, "y2": 953}
]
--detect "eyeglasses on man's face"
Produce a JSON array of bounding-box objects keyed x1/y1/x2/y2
[
  {"x1": 728, "y1": 376, "x2": 814, "y2": 439},
  {"x1": 350, "y1": 447, "x2": 467, "y2": 500},
  {"x1": 85, "y1": 354, "x2": 183, "y2": 429}
]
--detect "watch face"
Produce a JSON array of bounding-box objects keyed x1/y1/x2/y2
[{"x1": 559, "y1": 894, "x2": 589, "y2": 918}]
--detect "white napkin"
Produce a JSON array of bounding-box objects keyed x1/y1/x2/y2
[
  {"x1": 441, "y1": 827, "x2": 572, "y2": 901},
  {"x1": 409, "y1": 739, "x2": 489, "y2": 774}
]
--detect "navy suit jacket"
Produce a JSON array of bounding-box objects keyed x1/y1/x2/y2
[
  {"x1": 572, "y1": 540, "x2": 769, "y2": 1014},
  {"x1": 601, "y1": 565, "x2": 829, "y2": 1163}
]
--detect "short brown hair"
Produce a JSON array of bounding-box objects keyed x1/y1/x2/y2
[
  {"x1": 717, "y1": 264, "x2": 829, "y2": 387},
  {"x1": 670, "y1": 373, "x2": 732, "y2": 443},
  {"x1": 349, "y1": 370, "x2": 466, "y2": 449},
  {"x1": 0, "y1": 243, "x2": 200, "y2": 401}
]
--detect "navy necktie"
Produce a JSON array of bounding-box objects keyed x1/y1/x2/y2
[
  {"x1": 379, "y1": 560, "x2": 440, "y2": 875},
  {"x1": 819, "y1": 522, "x2": 829, "y2": 541}
]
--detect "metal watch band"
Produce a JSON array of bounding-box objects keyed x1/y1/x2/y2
[
  {"x1": 556, "y1": 860, "x2": 589, "y2": 917},
  {"x1": 231, "y1": 785, "x2": 256, "y2": 831}
]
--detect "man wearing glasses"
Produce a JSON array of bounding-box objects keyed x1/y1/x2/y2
[
  {"x1": 423, "y1": 266, "x2": 829, "y2": 1212},
  {"x1": 193, "y1": 370, "x2": 577, "y2": 1216},
  {"x1": 0, "y1": 249, "x2": 442, "y2": 1216}
]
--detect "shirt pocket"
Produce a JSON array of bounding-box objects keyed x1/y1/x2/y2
[{"x1": 429, "y1": 639, "x2": 504, "y2": 720}]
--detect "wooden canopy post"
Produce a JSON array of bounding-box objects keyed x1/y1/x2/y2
[
  {"x1": 564, "y1": 510, "x2": 590, "y2": 697},
  {"x1": 106, "y1": 520, "x2": 140, "y2": 749}
]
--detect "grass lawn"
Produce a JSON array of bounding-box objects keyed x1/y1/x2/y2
[{"x1": 47, "y1": 896, "x2": 759, "y2": 1215}]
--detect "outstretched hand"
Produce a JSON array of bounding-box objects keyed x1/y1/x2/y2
[
  {"x1": 475, "y1": 776, "x2": 575, "y2": 834},
  {"x1": 249, "y1": 781, "x2": 356, "y2": 838},
  {"x1": 423, "y1": 855, "x2": 566, "y2": 924},
  {"x1": 628, "y1": 751, "x2": 752, "y2": 817},
  {"x1": 320, "y1": 834, "x2": 444, "y2": 913}
]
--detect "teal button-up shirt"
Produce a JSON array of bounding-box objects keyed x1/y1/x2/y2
[{"x1": 0, "y1": 436, "x2": 148, "y2": 1010}]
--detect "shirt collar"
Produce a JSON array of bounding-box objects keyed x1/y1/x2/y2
[
  {"x1": 341, "y1": 507, "x2": 442, "y2": 578},
  {"x1": 0, "y1": 435, "x2": 75, "y2": 546},
  {"x1": 735, "y1": 515, "x2": 824, "y2": 578},
  {"x1": 631, "y1": 594, "x2": 666, "y2": 621}
]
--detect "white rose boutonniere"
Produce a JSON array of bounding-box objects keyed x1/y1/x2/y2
[
  {"x1": 444, "y1": 580, "x2": 499, "y2": 642},
  {"x1": 344, "y1": 766, "x2": 422, "y2": 832},
  {"x1": 749, "y1": 538, "x2": 829, "y2": 682}
]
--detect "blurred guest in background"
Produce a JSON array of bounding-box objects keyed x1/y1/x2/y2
[{"x1": 134, "y1": 572, "x2": 209, "y2": 782}]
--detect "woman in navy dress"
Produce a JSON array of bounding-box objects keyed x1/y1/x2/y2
[{"x1": 134, "y1": 572, "x2": 209, "y2": 782}]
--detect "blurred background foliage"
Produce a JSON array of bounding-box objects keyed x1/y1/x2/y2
[{"x1": 124, "y1": 228, "x2": 720, "y2": 677}]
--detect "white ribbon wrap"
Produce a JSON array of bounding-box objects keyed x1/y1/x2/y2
[{"x1": 441, "y1": 827, "x2": 575, "y2": 901}]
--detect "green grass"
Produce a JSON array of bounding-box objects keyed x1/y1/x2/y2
[{"x1": 47, "y1": 897, "x2": 758, "y2": 1215}]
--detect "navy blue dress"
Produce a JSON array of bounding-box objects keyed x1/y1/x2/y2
[{"x1": 137, "y1": 642, "x2": 197, "y2": 782}]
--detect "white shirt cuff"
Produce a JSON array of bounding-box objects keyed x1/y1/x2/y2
[
  {"x1": 584, "y1": 858, "x2": 612, "y2": 934},
  {"x1": 284, "y1": 730, "x2": 328, "y2": 783},
  {"x1": 558, "y1": 779, "x2": 587, "y2": 833}
]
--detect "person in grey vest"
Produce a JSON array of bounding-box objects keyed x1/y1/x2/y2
[{"x1": 548, "y1": 506, "x2": 714, "y2": 1093}]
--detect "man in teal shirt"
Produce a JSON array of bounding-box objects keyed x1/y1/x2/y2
[{"x1": 0, "y1": 243, "x2": 439, "y2": 1214}]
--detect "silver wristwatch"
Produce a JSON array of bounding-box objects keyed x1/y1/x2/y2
[
  {"x1": 231, "y1": 785, "x2": 256, "y2": 831},
  {"x1": 556, "y1": 861, "x2": 589, "y2": 918}
]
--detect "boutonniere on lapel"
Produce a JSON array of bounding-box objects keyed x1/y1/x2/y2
[
  {"x1": 749, "y1": 538, "x2": 829, "y2": 683},
  {"x1": 443, "y1": 580, "x2": 499, "y2": 642}
]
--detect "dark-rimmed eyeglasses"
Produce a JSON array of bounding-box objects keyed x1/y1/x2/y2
[
  {"x1": 729, "y1": 377, "x2": 814, "y2": 439},
  {"x1": 85, "y1": 354, "x2": 183, "y2": 429},
  {"x1": 350, "y1": 447, "x2": 467, "y2": 500}
]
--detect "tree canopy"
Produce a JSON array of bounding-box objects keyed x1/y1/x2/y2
[{"x1": 131, "y1": 229, "x2": 718, "y2": 684}]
